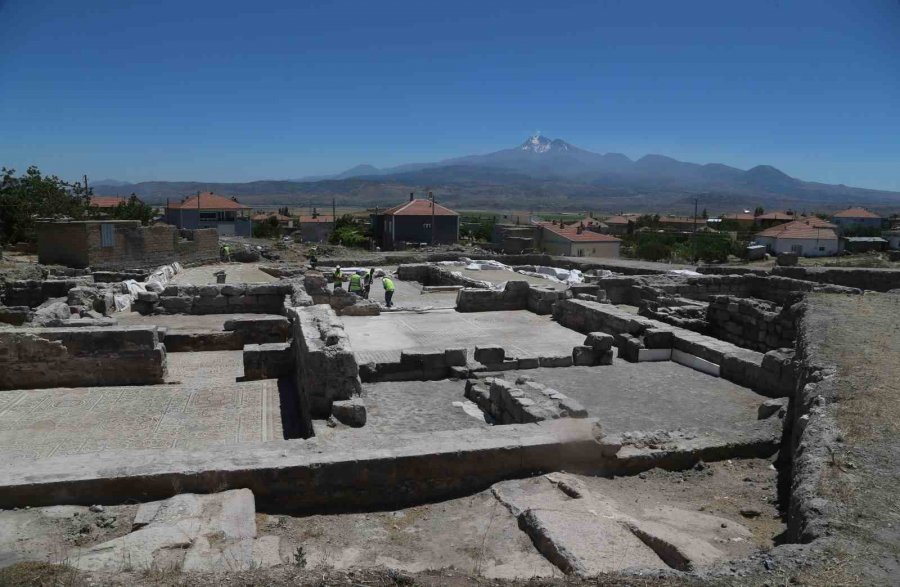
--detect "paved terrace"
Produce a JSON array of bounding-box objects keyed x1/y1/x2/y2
[
  {"x1": 342, "y1": 309, "x2": 586, "y2": 364},
  {"x1": 0, "y1": 351, "x2": 283, "y2": 465}
]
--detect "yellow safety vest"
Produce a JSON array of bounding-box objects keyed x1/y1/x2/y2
[
  {"x1": 349, "y1": 273, "x2": 362, "y2": 292},
  {"x1": 383, "y1": 277, "x2": 395, "y2": 292}
]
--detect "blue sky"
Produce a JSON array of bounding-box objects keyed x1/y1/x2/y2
[{"x1": 1, "y1": 0, "x2": 898, "y2": 189}]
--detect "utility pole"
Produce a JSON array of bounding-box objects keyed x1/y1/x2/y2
[
  {"x1": 83, "y1": 174, "x2": 89, "y2": 194},
  {"x1": 429, "y1": 191, "x2": 435, "y2": 245},
  {"x1": 693, "y1": 197, "x2": 699, "y2": 263}
]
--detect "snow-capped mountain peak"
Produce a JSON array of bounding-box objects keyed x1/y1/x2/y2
[{"x1": 520, "y1": 135, "x2": 570, "y2": 153}]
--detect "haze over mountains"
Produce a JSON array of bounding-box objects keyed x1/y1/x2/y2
[{"x1": 94, "y1": 136, "x2": 900, "y2": 213}]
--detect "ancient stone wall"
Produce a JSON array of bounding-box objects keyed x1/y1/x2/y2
[
  {"x1": 465, "y1": 377, "x2": 587, "y2": 424},
  {"x1": 706, "y1": 295, "x2": 798, "y2": 352},
  {"x1": 456, "y1": 280, "x2": 529, "y2": 312},
  {"x1": 773, "y1": 266, "x2": 900, "y2": 292},
  {"x1": 0, "y1": 326, "x2": 166, "y2": 390},
  {"x1": 146, "y1": 283, "x2": 293, "y2": 315},
  {"x1": 553, "y1": 298, "x2": 795, "y2": 397},
  {"x1": 288, "y1": 305, "x2": 363, "y2": 435},
  {"x1": 359, "y1": 348, "x2": 467, "y2": 382},
  {"x1": 2, "y1": 278, "x2": 90, "y2": 308},
  {"x1": 396, "y1": 263, "x2": 489, "y2": 288}
]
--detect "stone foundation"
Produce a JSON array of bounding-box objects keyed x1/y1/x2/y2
[
  {"x1": 465, "y1": 376, "x2": 588, "y2": 424},
  {"x1": 288, "y1": 305, "x2": 363, "y2": 435},
  {"x1": 553, "y1": 299, "x2": 795, "y2": 397},
  {"x1": 0, "y1": 326, "x2": 166, "y2": 390},
  {"x1": 150, "y1": 283, "x2": 293, "y2": 315}
]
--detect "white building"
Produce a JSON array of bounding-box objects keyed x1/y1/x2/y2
[{"x1": 754, "y1": 219, "x2": 839, "y2": 257}]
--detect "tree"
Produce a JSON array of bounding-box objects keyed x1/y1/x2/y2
[
  {"x1": 253, "y1": 214, "x2": 280, "y2": 239},
  {"x1": 701, "y1": 208, "x2": 708, "y2": 219},
  {"x1": 0, "y1": 166, "x2": 91, "y2": 244},
  {"x1": 105, "y1": 194, "x2": 155, "y2": 225},
  {"x1": 754, "y1": 206, "x2": 765, "y2": 217},
  {"x1": 329, "y1": 214, "x2": 367, "y2": 247}
]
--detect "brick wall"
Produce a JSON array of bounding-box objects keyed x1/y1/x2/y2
[{"x1": 38, "y1": 221, "x2": 219, "y2": 270}]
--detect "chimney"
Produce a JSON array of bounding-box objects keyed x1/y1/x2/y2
[
  {"x1": 576, "y1": 226, "x2": 583, "y2": 235},
  {"x1": 409, "y1": 192, "x2": 414, "y2": 202}
]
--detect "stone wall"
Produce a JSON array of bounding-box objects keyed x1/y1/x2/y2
[
  {"x1": 773, "y1": 266, "x2": 900, "y2": 292},
  {"x1": 144, "y1": 283, "x2": 293, "y2": 315},
  {"x1": 552, "y1": 298, "x2": 796, "y2": 397},
  {"x1": 359, "y1": 348, "x2": 467, "y2": 382},
  {"x1": 301, "y1": 273, "x2": 379, "y2": 316},
  {"x1": 706, "y1": 295, "x2": 798, "y2": 352},
  {"x1": 455, "y1": 281, "x2": 568, "y2": 314},
  {"x1": 288, "y1": 304, "x2": 363, "y2": 435},
  {"x1": 37, "y1": 221, "x2": 219, "y2": 270},
  {"x1": 396, "y1": 263, "x2": 490, "y2": 288},
  {"x1": 591, "y1": 273, "x2": 858, "y2": 308},
  {"x1": 240, "y1": 342, "x2": 294, "y2": 381},
  {"x1": 456, "y1": 280, "x2": 529, "y2": 312},
  {"x1": 2, "y1": 278, "x2": 91, "y2": 308},
  {"x1": 465, "y1": 376, "x2": 587, "y2": 424},
  {"x1": 0, "y1": 326, "x2": 166, "y2": 390}
]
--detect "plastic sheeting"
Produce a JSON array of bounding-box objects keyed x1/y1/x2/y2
[
  {"x1": 667, "y1": 269, "x2": 702, "y2": 277},
  {"x1": 519, "y1": 266, "x2": 585, "y2": 285},
  {"x1": 111, "y1": 262, "x2": 182, "y2": 313}
]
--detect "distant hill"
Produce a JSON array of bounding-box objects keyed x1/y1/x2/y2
[{"x1": 93, "y1": 135, "x2": 900, "y2": 214}]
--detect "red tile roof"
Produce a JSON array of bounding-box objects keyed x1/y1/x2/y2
[
  {"x1": 604, "y1": 215, "x2": 631, "y2": 225},
  {"x1": 756, "y1": 211, "x2": 798, "y2": 221},
  {"x1": 90, "y1": 196, "x2": 126, "y2": 208},
  {"x1": 756, "y1": 219, "x2": 838, "y2": 240},
  {"x1": 833, "y1": 207, "x2": 881, "y2": 219},
  {"x1": 719, "y1": 212, "x2": 756, "y2": 222},
  {"x1": 382, "y1": 199, "x2": 458, "y2": 216},
  {"x1": 297, "y1": 215, "x2": 335, "y2": 223},
  {"x1": 168, "y1": 192, "x2": 249, "y2": 210},
  {"x1": 538, "y1": 222, "x2": 622, "y2": 242}
]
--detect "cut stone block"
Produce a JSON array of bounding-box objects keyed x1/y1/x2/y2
[
  {"x1": 584, "y1": 332, "x2": 614, "y2": 352},
  {"x1": 332, "y1": 398, "x2": 367, "y2": 427},
  {"x1": 539, "y1": 355, "x2": 573, "y2": 368},
  {"x1": 643, "y1": 328, "x2": 674, "y2": 349},
  {"x1": 444, "y1": 347, "x2": 468, "y2": 366},
  {"x1": 474, "y1": 345, "x2": 505, "y2": 364},
  {"x1": 572, "y1": 345, "x2": 599, "y2": 366}
]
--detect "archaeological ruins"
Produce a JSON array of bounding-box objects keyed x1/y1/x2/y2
[{"x1": 0, "y1": 250, "x2": 897, "y2": 584}]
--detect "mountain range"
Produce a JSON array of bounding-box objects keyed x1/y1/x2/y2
[{"x1": 93, "y1": 136, "x2": 900, "y2": 214}]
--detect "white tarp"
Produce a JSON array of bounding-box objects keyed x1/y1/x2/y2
[
  {"x1": 110, "y1": 262, "x2": 181, "y2": 313},
  {"x1": 518, "y1": 266, "x2": 585, "y2": 285},
  {"x1": 668, "y1": 269, "x2": 702, "y2": 277},
  {"x1": 436, "y1": 258, "x2": 514, "y2": 272}
]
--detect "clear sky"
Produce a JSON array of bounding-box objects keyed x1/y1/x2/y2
[{"x1": 1, "y1": 0, "x2": 898, "y2": 189}]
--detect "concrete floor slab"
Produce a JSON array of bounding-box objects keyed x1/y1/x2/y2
[
  {"x1": 502, "y1": 361, "x2": 766, "y2": 437},
  {"x1": 0, "y1": 352, "x2": 283, "y2": 465},
  {"x1": 343, "y1": 309, "x2": 586, "y2": 364}
]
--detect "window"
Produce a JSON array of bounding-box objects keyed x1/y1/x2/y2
[
  {"x1": 423, "y1": 223, "x2": 431, "y2": 229},
  {"x1": 819, "y1": 246, "x2": 825, "y2": 252},
  {"x1": 199, "y1": 211, "x2": 218, "y2": 221},
  {"x1": 100, "y1": 223, "x2": 114, "y2": 248}
]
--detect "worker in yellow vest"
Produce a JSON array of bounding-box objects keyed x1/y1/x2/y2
[
  {"x1": 348, "y1": 271, "x2": 363, "y2": 296},
  {"x1": 333, "y1": 266, "x2": 343, "y2": 290},
  {"x1": 382, "y1": 276, "x2": 395, "y2": 308}
]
